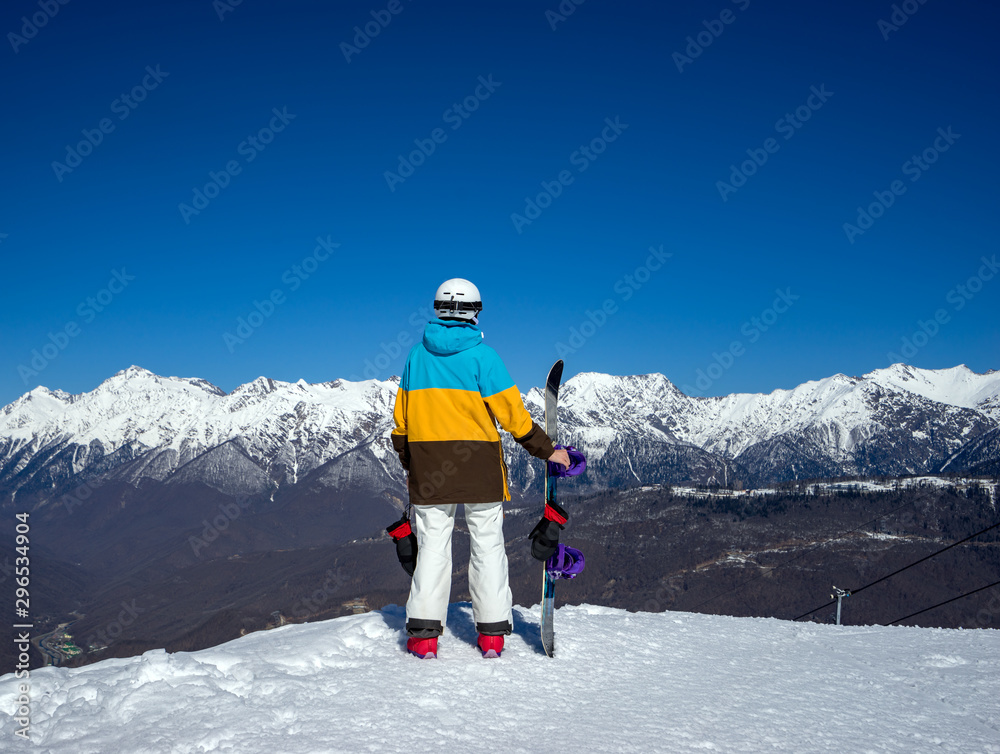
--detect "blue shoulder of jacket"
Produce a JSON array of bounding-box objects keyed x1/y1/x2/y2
[
  {"x1": 474, "y1": 345, "x2": 516, "y2": 397},
  {"x1": 400, "y1": 342, "x2": 514, "y2": 396}
]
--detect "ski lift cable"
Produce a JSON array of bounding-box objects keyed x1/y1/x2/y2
[
  {"x1": 689, "y1": 496, "x2": 920, "y2": 612},
  {"x1": 883, "y1": 579, "x2": 1000, "y2": 626},
  {"x1": 794, "y1": 519, "x2": 1000, "y2": 621}
]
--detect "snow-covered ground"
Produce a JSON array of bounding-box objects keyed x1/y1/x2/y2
[{"x1": 3, "y1": 603, "x2": 998, "y2": 753}]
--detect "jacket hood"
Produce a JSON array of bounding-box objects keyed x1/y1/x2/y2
[{"x1": 422, "y1": 318, "x2": 484, "y2": 355}]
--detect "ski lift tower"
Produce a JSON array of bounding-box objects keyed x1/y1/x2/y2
[{"x1": 831, "y1": 586, "x2": 851, "y2": 626}]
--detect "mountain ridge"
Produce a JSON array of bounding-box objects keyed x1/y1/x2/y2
[{"x1": 1, "y1": 363, "x2": 998, "y2": 508}]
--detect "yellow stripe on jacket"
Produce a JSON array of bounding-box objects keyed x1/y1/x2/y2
[
  {"x1": 393, "y1": 384, "x2": 535, "y2": 443},
  {"x1": 484, "y1": 384, "x2": 534, "y2": 438}
]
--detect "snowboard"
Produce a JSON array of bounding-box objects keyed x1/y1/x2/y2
[{"x1": 540, "y1": 359, "x2": 564, "y2": 657}]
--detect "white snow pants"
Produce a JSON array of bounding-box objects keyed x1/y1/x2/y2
[{"x1": 405, "y1": 502, "x2": 513, "y2": 638}]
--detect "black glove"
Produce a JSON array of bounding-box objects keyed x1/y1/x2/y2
[
  {"x1": 528, "y1": 501, "x2": 568, "y2": 561},
  {"x1": 386, "y1": 514, "x2": 418, "y2": 577}
]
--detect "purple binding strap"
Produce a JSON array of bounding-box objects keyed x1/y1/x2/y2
[{"x1": 546, "y1": 544, "x2": 586, "y2": 579}]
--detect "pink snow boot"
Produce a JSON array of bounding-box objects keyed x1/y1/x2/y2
[
  {"x1": 477, "y1": 634, "x2": 504, "y2": 658},
  {"x1": 407, "y1": 637, "x2": 438, "y2": 659}
]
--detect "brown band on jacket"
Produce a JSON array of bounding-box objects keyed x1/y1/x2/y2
[
  {"x1": 514, "y1": 421, "x2": 555, "y2": 460},
  {"x1": 391, "y1": 432, "x2": 410, "y2": 471},
  {"x1": 406, "y1": 439, "x2": 508, "y2": 505}
]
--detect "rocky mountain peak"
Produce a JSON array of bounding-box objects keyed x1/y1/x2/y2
[{"x1": 0, "y1": 365, "x2": 996, "y2": 505}]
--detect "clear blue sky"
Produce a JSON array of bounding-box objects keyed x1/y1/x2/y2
[{"x1": 1, "y1": 0, "x2": 997, "y2": 406}]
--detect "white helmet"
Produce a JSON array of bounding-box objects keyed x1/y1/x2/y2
[{"x1": 433, "y1": 278, "x2": 482, "y2": 321}]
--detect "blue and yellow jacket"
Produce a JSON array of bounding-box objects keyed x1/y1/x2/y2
[{"x1": 391, "y1": 319, "x2": 554, "y2": 505}]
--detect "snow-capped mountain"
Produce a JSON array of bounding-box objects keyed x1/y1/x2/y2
[
  {"x1": 0, "y1": 366, "x2": 401, "y2": 503},
  {"x1": 1, "y1": 364, "x2": 998, "y2": 509},
  {"x1": 868, "y1": 363, "x2": 1000, "y2": 418},
  {"x1": 534, "y1": 364, "x2": 998, "y2": 486}
]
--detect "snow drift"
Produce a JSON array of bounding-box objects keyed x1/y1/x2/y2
[{"x1": 2, "y1": 603, "x2": 998, "y2": 753}]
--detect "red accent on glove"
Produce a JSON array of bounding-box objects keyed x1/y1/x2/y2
[
  {"x1": 543, "y1": 503, "x2": 568, "y2": 526},
  {"x1": 388, "y1": 520, "x2": 412, "y2": 540}
]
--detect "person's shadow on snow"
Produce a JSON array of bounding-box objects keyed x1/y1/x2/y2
[
  {"x1": 447, "y1": 603, "x2": 546, "y2": 655},
  {"x1": 381, "y1": 602, "x2": 546, "y2": 655},
  {"x1": 378, "y1": 605, "x2": 408, "y2": 652},
  {"x1": 511, "y1": 607, "x2": 546, "y2": 655}
]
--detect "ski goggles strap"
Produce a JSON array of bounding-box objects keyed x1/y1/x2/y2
[{"x1": 433, "y1": 299, "x2": 482, "y2": 314}]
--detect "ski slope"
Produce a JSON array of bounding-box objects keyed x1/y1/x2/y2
[{"x1": 2, "y1": 603, "x2": 998, "y2": 753}]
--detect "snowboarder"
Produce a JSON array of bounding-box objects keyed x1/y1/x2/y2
[{"x1": 391, "y1": 278, "x2": 570, "y2": 659}]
